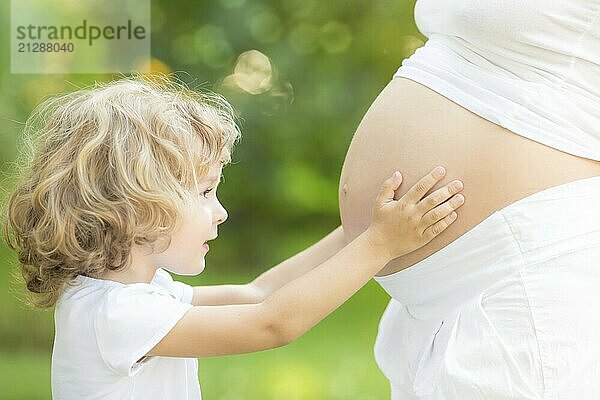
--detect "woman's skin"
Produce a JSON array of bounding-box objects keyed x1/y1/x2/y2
[{"x1": 339, "y1": 77, "x2": 600, "y2": 277}]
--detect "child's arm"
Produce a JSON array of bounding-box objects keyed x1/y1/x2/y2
[
  {"x1": 191, "y1": 225, "x2": 347, "y2": 306},
  {"x1": 147, "y1": 167, "x2": 464, "y2": 358}
]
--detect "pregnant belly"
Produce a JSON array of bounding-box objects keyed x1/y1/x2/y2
[{"x1": 339, "y1": 77, "x2": 600, "y2": 277}]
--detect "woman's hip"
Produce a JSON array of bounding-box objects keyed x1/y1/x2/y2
[
  {"x1": 374, "y1": 175, "x2": 600, "y2": 398},
  {"x1": 377, "y1": 243, "x2": 600, "y2": 399},
  {"x1": 374, "y1": 174, "x2": 600, "y2": 319}
]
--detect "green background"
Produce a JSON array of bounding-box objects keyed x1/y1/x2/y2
[{"x1": 0, "y1": 0, "x2": 423, "y2": 398}]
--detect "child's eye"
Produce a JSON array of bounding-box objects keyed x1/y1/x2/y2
[{"x1": 202, "y1": 188, "x2": 214, "y2": 198}]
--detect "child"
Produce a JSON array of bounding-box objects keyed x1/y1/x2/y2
[{"x1": 1, "y1": 75, "x2": 465, "y2": 399}]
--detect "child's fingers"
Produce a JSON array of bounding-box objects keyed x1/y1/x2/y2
[
  {"x1": 374, "y1": 171, "x2": 403, "y2": 206},
  {"x1": 402, "y1": 166, "x2": 446, "y2": 205},
  {"x1": 416, "y1": 179, "x2": 464, "y2": 214},
  {"x1": 420, "y1": 193, "x2": 464, "y2": 229},
  {"x1": 422, "y1": 210, "x2": 459, "y2": 242}
]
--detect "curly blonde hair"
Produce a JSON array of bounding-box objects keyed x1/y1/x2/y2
[{"x1": 1, "y1": 73, "x2": 241, "y2": 309}]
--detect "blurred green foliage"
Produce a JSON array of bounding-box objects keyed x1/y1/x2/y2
[{"x1": 0, "y1": 0, "x2": 423, "y2": 398}]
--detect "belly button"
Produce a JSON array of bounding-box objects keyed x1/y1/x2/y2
[{"x1": 342, "y1": 183, "x2": 349, "y2": 196}]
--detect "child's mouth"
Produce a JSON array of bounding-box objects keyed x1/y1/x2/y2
[{"x1": 203, "y1": 236, "x2": 216, "y2": 251}]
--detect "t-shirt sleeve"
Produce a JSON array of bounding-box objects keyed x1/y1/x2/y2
[
  {"x1": 151, "y1": 268, "x2": 194, "y2": 304},
  {"x1": 94, "y1": 283, "x2": 194, "y2": 377}
]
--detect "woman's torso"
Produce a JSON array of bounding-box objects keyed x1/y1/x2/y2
[
  {"x1": 339, "y1": 0, "x2": 600, "y2": 277},
  {"x1": 338, "y1": 76, "x2": 600, "y2": 277}
]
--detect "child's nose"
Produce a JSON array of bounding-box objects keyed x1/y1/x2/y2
[{"x1": 215, "y1": 203, "x2": 228, "y2": 225}]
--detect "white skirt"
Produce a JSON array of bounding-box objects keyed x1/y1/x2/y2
[{"x1": 373, "y1": 175, "x2": 600, "y2": 400}]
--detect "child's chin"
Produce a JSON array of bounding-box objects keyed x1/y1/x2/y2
[{"x1": 195, "y1": 261, "x2": 207, "y2": 274}]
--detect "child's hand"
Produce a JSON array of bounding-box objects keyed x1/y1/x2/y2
[{"x1": 365, "y1": 166, "x2": 464, "y2": 260}]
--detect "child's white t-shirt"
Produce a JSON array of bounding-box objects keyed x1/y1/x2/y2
[{"x1": 51, "y1": 268, "x2": 200, "y2": 399}]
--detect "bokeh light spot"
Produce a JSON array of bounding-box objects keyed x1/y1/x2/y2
[
  {"x1": 171, "y1": 34, "x2": 202, "y2": 65},
  {"x1": 135, "y1": 57, "x2": 172, "y2": 76},
  {"x1": 283, "y1": 0, "x2": 317, "y2": 19},
  {"x1": 223, "y1": 50, "x2": 273, "y2": 94},
  {"x1": 289, "y1": 23, "x2": 319, "y2": 54},
  {"x1": 319, "y1": 21, "x2": 352, "y2": 53},
  {"x1": 194, "y1": 25, "x2": 235, "y2": 68},
  {"x1": 249, "y1": 8, "x2": 283, "y2": 43}
]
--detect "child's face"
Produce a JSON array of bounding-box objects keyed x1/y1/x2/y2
[{"x1": 155, "y1": 162, "x2": 228, "y2": 276}]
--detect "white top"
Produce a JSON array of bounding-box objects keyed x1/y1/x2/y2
[
  {"x1": 51, "y1": 268, "x2": 200, "y2": 400},
  {"x1": 394, "y1": 0, "x2": 600, "y2": 161}
]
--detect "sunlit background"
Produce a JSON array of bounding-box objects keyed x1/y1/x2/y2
[{"x1": 0, "y1": 0, "x2": 424, "y2": 398}]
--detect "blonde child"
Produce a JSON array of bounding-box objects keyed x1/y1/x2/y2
[{"x1": 1, "y1": 75, "x2": 465, "y2": 399}]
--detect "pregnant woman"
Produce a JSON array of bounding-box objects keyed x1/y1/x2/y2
[{"x1": 338, "y1": 1, "x2": 600, "y2": 399}]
